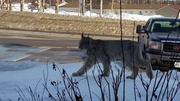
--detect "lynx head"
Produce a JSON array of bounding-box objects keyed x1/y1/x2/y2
[{"x1": 79, "y1": 33, "x2": 94, "y2": 50}]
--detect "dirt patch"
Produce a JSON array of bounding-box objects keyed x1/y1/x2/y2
[{"x1": 0, "y1": 11, "x2": 145, "y2": 36}]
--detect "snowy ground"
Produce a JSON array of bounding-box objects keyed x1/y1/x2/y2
[
  {"x1": 0, "y1": 3, "x2": 180, "y2": 101},
  {"x1": 0, "y1": 61, "x2": 180, "y2": 101},
  {"x1": 11, "y1": 3, "x2": 162, "y2": 21}
]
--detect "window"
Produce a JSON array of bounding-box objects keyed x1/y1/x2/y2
[
  {"x1": 151, "y1": 20, "x2": 180, "y2": 32},
  {"x1": 129, "y1": 11, "x2": 133, "y2": 14},
  {"x1": 139, "y1": 11, "x2": 142, "y2": 15}
]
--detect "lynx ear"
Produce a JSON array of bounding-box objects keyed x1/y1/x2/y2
[{"x1": 81, "y1": 33, "x2": 84, "y2": 38}]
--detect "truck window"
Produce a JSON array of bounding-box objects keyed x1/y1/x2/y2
[
  {"x1": 144, "y1": 19, "x2": 150, "y2": 30},
  {"x1": 151, "y1": 21, "x2": 180, "y2": 33}
]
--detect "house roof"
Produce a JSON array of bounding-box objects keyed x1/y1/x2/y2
[
  {"x1": 107, "y1": 4, "x2": 167, "y2": 9},
  {"x1": 169, "y1": 5, "x2": 180, "y2": 11}
]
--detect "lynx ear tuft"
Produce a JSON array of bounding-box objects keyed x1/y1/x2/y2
[
  {"x1": 81, "y1": 33, "x2": 84, "y2": 38},
  {"x1": 87, "y1": 34, "x2": 89, "y2": 37}
]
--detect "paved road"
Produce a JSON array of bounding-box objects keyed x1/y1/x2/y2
[
  {"x1": 0, "y1": 29, "x2": 83, "y2": 63},
  {"x1": 0, "y1": 29, "x2": 135, "y2": 63}
]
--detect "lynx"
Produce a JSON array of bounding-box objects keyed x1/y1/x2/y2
[{"x1": 72, "y1": 34, "x2": 153, "y2": 80}]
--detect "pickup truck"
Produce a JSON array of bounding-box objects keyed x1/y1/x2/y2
[{"x1": 136, "y1": 17, "x2": 180, "y2": 71}]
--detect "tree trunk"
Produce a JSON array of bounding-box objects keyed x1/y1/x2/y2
[
  {"x1": 42, "y1": 0, "x2": 45, "y2": 12},
  {"x1": 9, "y1": 0, "x2": 11, "y2": 10},
  {"x1": 38, "y1": 0, "x2": 41, "y2": 12},
  {"x1": 90, "y1": 0, "x2": 92, "y2": 16},
  {"x1": 0, "y1": 0, "x2": 2, "y2": 10},
  {"x1": 100, "y1": 0, "x2": 103, "y2": 17},
  {"x1": 55, "y1": 0, "x2": 58, "y2": 13},
  {"x1": 111, "y1": 0, "x2": 114, "y2": 14},
  {"x1": 20, "y1": 0, "x2": 24, "y2": 11},
  {"x1": 82, "y1": 0, "x2": 85, "y2": 15},
  {"x1": 78, "y1": 0, "x2": 81, "y2": 15}
]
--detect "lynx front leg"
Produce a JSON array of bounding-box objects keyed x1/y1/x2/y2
[
  {"x1": 72, "y1": 56, "x2": 96, "y2": 76},
  {"x1": 126, "y1": 67, "x2": 139, "y2": 79},
  {"x1": 126, "y1": 66, "x2": 139, "y2": 79},
  {"x1": 102, "y1": 59, "x2": 111, "y2": 77}
]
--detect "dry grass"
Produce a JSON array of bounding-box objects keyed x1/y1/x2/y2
[{"x1": 0, "y1": 11, "x2": 145, "y2": 36}]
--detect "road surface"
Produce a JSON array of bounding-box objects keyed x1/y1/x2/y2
[{"x1": 0, "y1": 29, "x2": 124, "y2": 64}]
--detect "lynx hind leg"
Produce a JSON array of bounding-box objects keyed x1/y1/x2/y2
[
  {"x1": 145, "y1": 62, "x2": 154, "y2": 80},
  {"x1": 115, "y1": 60, "x2": 138, "y2": 79},
  {"x1": 72, "y1": 56, "x2": 95, "y2": 76}
]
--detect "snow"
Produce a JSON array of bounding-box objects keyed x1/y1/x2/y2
[
  {"x1": 11, "y1": 3, "x2": 162, "y2": 21},
  {"x1": 0, "y1": 3, "x2": 180, "y2": 101},
  {"x1": 0, "y1": 61, "x2": 180, "y2": 101}
]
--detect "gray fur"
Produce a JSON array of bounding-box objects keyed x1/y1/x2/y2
[{"x1": 72, "y1": 34, "x2": 153, "y2": 80}]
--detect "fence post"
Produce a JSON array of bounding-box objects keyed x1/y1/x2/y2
[{"x1": 20, "y1": 0, "x2": 24, "y2": 11}]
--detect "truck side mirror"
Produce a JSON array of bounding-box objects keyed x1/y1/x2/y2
[{"x1": 136, "y1": 25, "x2": 145, "y2": 34}]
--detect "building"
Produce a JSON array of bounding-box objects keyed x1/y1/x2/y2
[
  {"x1": 156, "y1": 4, "x2": 180, "y2": 17},
  {"x1": 59, "y1": 2, "x2": 180, "y2": 18}
]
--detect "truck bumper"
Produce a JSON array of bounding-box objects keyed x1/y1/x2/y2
[
  {"x1": 146, "y1": 53, "x2": 180, "y2": 71},
  {"x1": 147, "y1": 53, "x2": 180, "y2": 62}
]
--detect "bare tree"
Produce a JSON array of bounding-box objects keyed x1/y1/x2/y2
[
  {"x1": 111, "y1": 0, "x2": 114, "y2": 14},
  {"x1": 100, "y1": 0, "x2": 103, "y2": 17},
  {"x1": 20, "y1": 0, "x2": 24, "y2": 11}
]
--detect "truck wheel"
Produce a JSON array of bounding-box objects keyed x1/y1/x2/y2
[{"x1": 169, "y1": 61, "x2": 175, "y2": 67}]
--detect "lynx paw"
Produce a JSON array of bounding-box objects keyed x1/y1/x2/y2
[
  {"x1": 72, "y1": 72, "x2": 82, "y2": 76},
  {"x1": 101, "y1": 74, "x2": 109, "y2": 77},
  {"x1": 126, "y1": 76, "x2": 136, "y2": 80}
]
